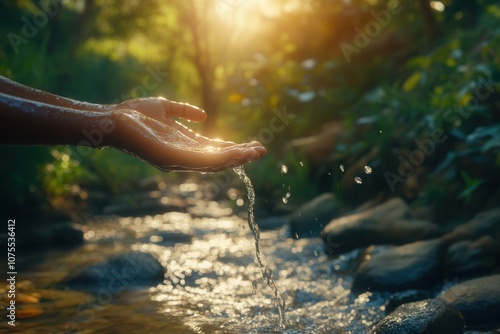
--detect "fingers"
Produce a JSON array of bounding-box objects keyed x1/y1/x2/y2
[
  {"x1": 155, "y1": 145, "x2": 265, "y2": 172},
  {"x1": 115, "y1": 97, "x2": 207, "y2": 123},
  {"x1": 160, "y1": 99, "x2": 207, "y2": 122},
  {"x1": 113, "y1": 105, "x2": 266, "y2": 173}
]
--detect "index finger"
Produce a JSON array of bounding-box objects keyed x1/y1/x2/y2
[{"x1": 162, "y1": 99, "x2": 207, "y2": 122}]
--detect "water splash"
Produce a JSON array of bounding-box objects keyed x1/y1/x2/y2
[{"x1": 233, "y1": 166, "x2": 287, "y2": 329}]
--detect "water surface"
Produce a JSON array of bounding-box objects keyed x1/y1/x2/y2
[{"x1": 5, "y1": 187, "x2": 389, "y2": 334}]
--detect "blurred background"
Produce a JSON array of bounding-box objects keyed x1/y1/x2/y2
[
  {"x1": 1, "y1": 1, "x2": 500, "y2": 332},
  {"x1": 0, "y1": 0, "x2": 499, "y2": 237}
]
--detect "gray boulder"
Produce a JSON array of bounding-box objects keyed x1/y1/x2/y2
[
  {"x1": 353, "y1": 239, "x2": 446, "y2": 292},
  {"x1": 289, "y1": 193, "x2": 340, "y2": 238},
  {"x1": 370, "y1": 299, "x2": 464, "y2": 334},
  {"x1": 443, "y1": 208, "x2": 500, "y2": 243},
  {"x1": 321, "y1": 198, "x2": 441, "y2": 254},
  {"x1": 63, "y1": 251, "x2": 165, "y2": 291},
  {"x1": 439, "y1": 274, "x2": 500, "y2": 329},
  {"x1": 446, "y1": 236, "x2": 500, "y2": 277}
]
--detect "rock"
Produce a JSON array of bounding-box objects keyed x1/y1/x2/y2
[
  {"x1": 51, "y1": 223, "x2": 84, "y2": 248},
  {"x1": 353, "y1": 239, "x2": 446, "y2": 292},
  {"x1": 258, "y1": 215, "x2": 290, "y2": 230},
  {"x1": 16, "y1": 222, "x2": 84, "y2": 249},
  {"x1": 63, "y1": 251, "x2": 165, "y2": 291},
  {"x1": 321, "y1": 198, "x2": 441, "y2": 254},
  {"x1": 411, "y1": 206, "x2": 435, "y2": 222},
  {"x1": 289, "y1": 193, "x2": 340, "y2": 238},
  {"x1": 446, "y1": 237, "x2": 500, "y2": 277},
  {"x1": 386, "y1": 290, "x2": 434, "y2": 313},
  {"x1": 439, "y1": 274, "x2": 500, "y2": 329},
  {"x1": 371, "y1": 299, "x2": 464, "y2": 334},
  {"x1": 443, "y1": 208, "x2": 500, "y2": 243}
]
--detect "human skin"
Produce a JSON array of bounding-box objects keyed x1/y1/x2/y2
[{"x1": 0, "y1": 76, "x2": 266, "y2": 172}]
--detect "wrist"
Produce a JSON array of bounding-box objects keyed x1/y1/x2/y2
[
  {"x1": 81, "y1": 110, "x2": 117, "y2": 148},
  {"x1": 104, "y1": 109, "x2": 139, "y2": 149}
]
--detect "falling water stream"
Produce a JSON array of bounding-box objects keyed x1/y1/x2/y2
[
  {"x1": 6, "y1": 172, "x2": 396, "y2": 333},
  {"x1": 233, "y1": 166, "x2": 287, "y2": 329}
]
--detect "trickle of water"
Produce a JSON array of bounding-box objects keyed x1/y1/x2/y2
[{"x1": 233, "y1": 166, "x2": 287, "y2": 329}]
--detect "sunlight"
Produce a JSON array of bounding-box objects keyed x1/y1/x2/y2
[
  {"x1": 214, "y1": 0, "x2": 266, "y2": 34},
  {"x1": 214, "y1": 0, "x2": 308, "y2": 35},
  {"x1": 430, "y1": 1, "x2": 445, "y2": 12}
]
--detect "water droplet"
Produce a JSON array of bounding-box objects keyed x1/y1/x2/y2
[
  {"x1": 281, "y1": 165, "x2": 288, "y2": 174},
  {"x1": 340, "y1": 165, "x2": 345, "y2": 172},
  {"x1": 282, "y1": 192, "x2": 291, "y2": 204},
  {"x1": 364, "y1": 166, "x2": 372, "y2": 174},
  {"x1": 354, "y1": 177, "x2": 363, "y2": 184}
]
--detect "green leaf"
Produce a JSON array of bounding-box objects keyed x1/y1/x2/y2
[
  {"x1": 402, "y1": 72, "x2": 421, "y2": 92},
  {"x1": 459, "y1": 171, "x2": 485, "y2": 201}
]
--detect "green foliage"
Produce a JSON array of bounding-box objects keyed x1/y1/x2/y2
[
  {"x1": 73, "y1": 147, "x2": 162, "y2": 194},
  {"x1": 246, "y1": 151, "x2": 317, "y2": 203},
  {"x1": 43, "y1": 147, "x2": 84, "y2": 197}
]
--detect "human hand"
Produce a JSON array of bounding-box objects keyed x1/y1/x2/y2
[{"x1": 109, "y1": 97, "x2": 266, "y2": 172}]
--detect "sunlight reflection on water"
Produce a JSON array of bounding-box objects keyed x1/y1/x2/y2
[{"x1": 16, "y1": 202, "x2": 388, "y2": 333}]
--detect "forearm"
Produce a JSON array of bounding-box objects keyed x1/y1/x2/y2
[
  {"x1": 0, "y1": 76, "x2": 110, "y2": 112},
  {"x1": 0, "y1": 93, "x2": 115, "y2": 147}
]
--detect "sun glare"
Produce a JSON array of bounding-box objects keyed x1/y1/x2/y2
[
  {"x1": 215, "y1": 0, "x2": 262, "y2": 31},
  {"x1": 214, "y1": 0, "x2": 298, "y2": 33}
]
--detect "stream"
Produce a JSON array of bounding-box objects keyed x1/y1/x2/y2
[{"x1": 4, "y1": 177, "x2": 390, "y2": 334}]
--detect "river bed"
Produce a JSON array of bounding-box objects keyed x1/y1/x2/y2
[{"x1": 5, "y1": 201, "x2": 390, "y2": 334}]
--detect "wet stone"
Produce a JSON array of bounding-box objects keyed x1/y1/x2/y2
[
  {"x1": 386, "y1": 289, "x2": 434, "y2": 313},
  {"x1": 370, "y1": 299, "x2": 465, "y2": 334},
  {"x1": 446, "y1": 237, "x2": 500, "y2": 277},
  {"x1": 443, "y1": 208, "x2": 500, "y2": 243},
  {"x1": 439, "y1": 274, "x2": 500, "y2": 330},
  {"x1": 321, "y1": 198, "x2": 441, "y2": 254},
  {"x1": 51, "y1": 223, "x2": 84, "y2": 248},
  {"x1": 289, "y1": 193, "x2": 340, "y2": 238},
  {"x1": 353, "y1": 239, "x2": 446, "y2": 292},
  {"x1": 62, "y1": 251, "x2": 165, "y2": 291}
]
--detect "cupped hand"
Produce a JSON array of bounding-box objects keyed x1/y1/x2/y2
[{"x1": 109, "y1": 97, "x2": 266, "y2": 172}]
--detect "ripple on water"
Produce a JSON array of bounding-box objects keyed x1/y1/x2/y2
[{"x1": 13, "y1": 194, "x2": 388, "y2": 333}]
